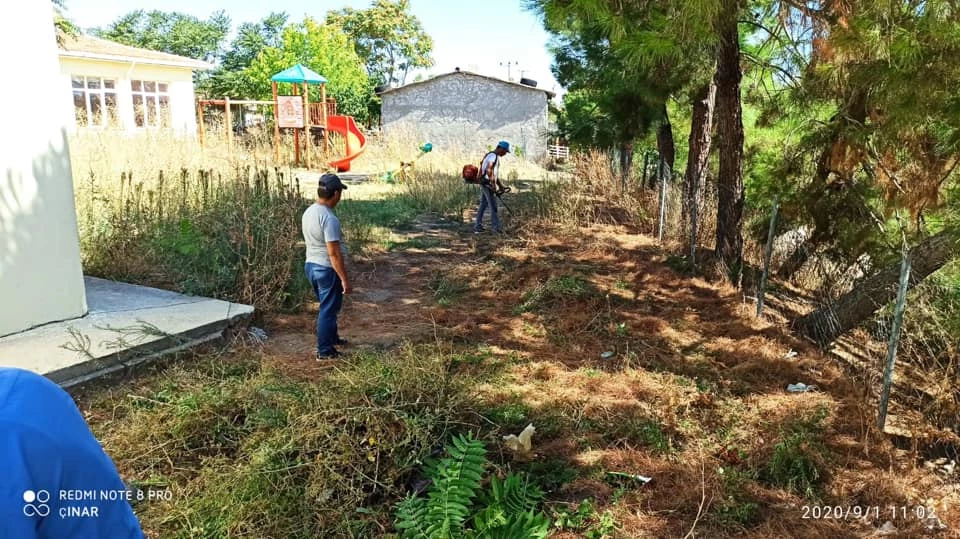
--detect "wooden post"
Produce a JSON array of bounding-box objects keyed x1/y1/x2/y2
[
  {"x1": 321, "y1": 83, "x2": 328, "y2": 155},
  {"x1": 272, "y1": 82, "x2": 280, "y2": 163},
  {"x1": 303, "y1": 81, "x2": 311, "y2": 169},
  {"x1": 292, "y1": 84, "x2": 301, "y2": 167},
  {"x1": 196, "y1": 100, "x2": 205, "y2": 146},
  {"x1": 877, "y1": 250, "x2": 912, "y2": 431},
  {"x1": 224, "y1": 96, "x2": 233, "y2": 152},
  {"x1": 756, "y1": 195, "x2": 780, "y2": 317}
]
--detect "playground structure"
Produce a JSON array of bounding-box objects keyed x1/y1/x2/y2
[{"x1": 196, "y1": 63, "x2": 367, "y2": 172}]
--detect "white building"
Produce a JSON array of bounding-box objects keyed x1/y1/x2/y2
[
  {"x1": 378, "y1": 70, "x2": 555, "y2": 158},
  {"x1": 1, "y1": 6, "x2": 88, "y2": 336},
  {"x1": 58, "y1": 34, "x2": 212, "y2": 136}
]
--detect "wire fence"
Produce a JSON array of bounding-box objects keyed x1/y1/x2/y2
[{"x1": 619, "y1": 150, "x2": 959, "y2": 443}]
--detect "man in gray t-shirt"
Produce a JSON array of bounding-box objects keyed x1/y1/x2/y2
[{"x1": 302, "y1": 173, "x2": 351, "y2": 359}]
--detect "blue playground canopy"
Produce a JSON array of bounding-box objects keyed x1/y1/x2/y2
[{"x1": 271, "y1": 64, "x2": 328, "y2": 84}]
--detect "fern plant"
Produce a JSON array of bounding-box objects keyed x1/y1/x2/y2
[{"x1": 395, "y1": 433, "x2": 550, "y2": 539}]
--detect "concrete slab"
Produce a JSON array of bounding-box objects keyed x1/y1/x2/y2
[{"x1": 0, "y1": 277, "x2": 254, "y2": 388}]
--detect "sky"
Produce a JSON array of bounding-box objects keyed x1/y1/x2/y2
[{"x1": 64, "y1": 0, "x2": 565, "y2": 101}]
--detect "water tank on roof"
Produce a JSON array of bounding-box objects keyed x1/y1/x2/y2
[{"x1": 519, "y1": 77, "x2": 538, "y2": 88}]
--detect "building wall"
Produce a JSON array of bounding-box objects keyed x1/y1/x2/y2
[
  {"x1": 0, "y1": 2, "x2": 88, "y2": 336},
  {"x1": 381, "y1": 73, "x2": 550, "y2": 158},
  {"x1": 58, "y1": 58, "x2": 198, "y2": 136}
]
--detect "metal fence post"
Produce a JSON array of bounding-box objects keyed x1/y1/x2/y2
[
  {"x1": 689, "y1": 172, "x2": 699, "y2": 266},
  {"x1": 756, "y1": 195, "x2": 780, "y2": 317},
  {"x1": 877, "y1": 250, "x2": 912, "y2": 431},
  {"x1": 657, "y1": 168, "x2": 668, "y2": 244},
  {"x1": 641, "y1": 152, "x2": 650, "y2": 188}
]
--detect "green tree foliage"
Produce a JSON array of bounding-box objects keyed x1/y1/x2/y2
[
  {"x1": 52, "y1": 0, "x2": 79, "y2": 47},
  {"x1": 529, "y1": 0, "x2": 749, "y2": 281},
  {"x1": 529, "y1": 0, "x2": 699, "y2": 181},
  {"x1": 326, "y1": 0, "x2": 434, "y2": 86},
  {"x1": 798, "y1": 0, "x2": 960, "y2": 226},
  {"x1": 93, "y1": 10, "x2": 230, "y2": 61},
  {"x1": 554, "y1": 90, "x2": 617, "y2": 150},
  {"x1": 247, "y1": 17, "x2": 371, "y2": 121},
  {"x1": 203, "y1": 12, "x2": 289, "y2": 99}
]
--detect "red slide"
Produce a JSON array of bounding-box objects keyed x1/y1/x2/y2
[{"x1": 326, "y1": 115, "x2": 367, "y2": 172}]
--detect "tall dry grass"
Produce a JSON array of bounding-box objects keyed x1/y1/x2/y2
[
  {"x1": 76, "y1": 164, "x2": 311, "y2": 313},
  {"x1": 69, "y1": 129, "x2": 279, "y2": 183},
  {"x1": 69, "y1": 128, "x2": 542, "y2": 311},
  {"x1": 528, "y1": 150, "x2": 655, "y2": 232}
]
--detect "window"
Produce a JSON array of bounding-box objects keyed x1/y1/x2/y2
[
  {"x1": 131, "y1": 80, "x2": 171, "y2": 128},
  {"x1": 72, "y1": 76, "x2": 118, "y2": 127}
]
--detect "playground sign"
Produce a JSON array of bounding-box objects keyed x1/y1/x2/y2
[{"x1": 277, "y1": 95, "x2": 304, "y2": 128}]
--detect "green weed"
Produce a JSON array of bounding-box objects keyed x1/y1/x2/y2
[
  {"x1": 429, "y1": 273, "x2": 469, "y2": 306},
  {"x1": 552, "y1": 499, "x2": 617, "y2": 538},
  {"x1": 514, "y1": 275, "x2": 593, "y2": 314},
  {"x1": 764, "y1": 405, "x2": 830, "y2": 500}
]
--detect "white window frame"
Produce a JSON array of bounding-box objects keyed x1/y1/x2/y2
[
  {"x1": 131, "y1": 80, "x2": 172, "y2": 129},
  {"x1": 71, "y1": 75, "x2": 119, "y2": 128}
]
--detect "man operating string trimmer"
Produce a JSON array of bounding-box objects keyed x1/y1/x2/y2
[{"x1": 472, "y1": 140, "x2": 512, "y2": 234}]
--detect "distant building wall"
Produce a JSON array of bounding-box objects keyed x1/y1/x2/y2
[
  {"x1": 381, "y1": 72, "x2": 550, "y2": 158},
  {"x1": 0, "y1": 2, "x2": 88, "y2": 336}
]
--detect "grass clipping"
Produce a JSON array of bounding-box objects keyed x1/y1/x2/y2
[{"x1": 97, "y1": 345, "x2": 474, "y2": 538}]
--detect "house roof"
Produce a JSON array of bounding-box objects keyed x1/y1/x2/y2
[
  {"x1": 378, "y1": 70, "x2": 557, "y2": 99},
  {"x1": 58, "y1": 34, "x2": 213, "y2": 70},
  {"x1": 271, "y1": 64, "x2": 328, "y2": 84}
]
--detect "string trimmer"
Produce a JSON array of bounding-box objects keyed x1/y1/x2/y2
[
  {"x1": 492, "y1": 184, "x2": 513, "y2": 215},
  {"x1": 382, "y1": 142, "x2": 433, "y2": 183}
]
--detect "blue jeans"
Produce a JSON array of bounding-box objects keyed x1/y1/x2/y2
[
  {"x1": 474, "y1": 185, "x2": 500, "y2": 232},
  {"x1": 305, "y1": 263, "x2": 343, "y2": 356}
]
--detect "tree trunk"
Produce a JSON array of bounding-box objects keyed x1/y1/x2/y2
[
  {"x1": 682, "y1": 80, "x2": 717, "y2": 236},
  {"x1": 792, "y1": 230, "x2": 958, "y2": 345},
  {"x1": 619, "y1": 141, "x2": 634, "y2": 186},
  {"x1": 656, "y1": 105, "x2": 676, "y2": 177},
  {"x1": 714, "y1": 4, "x2": 746, "y2": 285}
]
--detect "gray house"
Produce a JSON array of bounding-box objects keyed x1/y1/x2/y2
[{"x1": 378, "y1": 69, "x2": 556, "y2": 158}]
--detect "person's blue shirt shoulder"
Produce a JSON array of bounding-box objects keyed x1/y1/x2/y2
[{"x1": 0, "y1": 368, "x2": 144, "y2": 539}]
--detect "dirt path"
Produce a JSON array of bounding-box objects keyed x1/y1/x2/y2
[{"x1": 262, "y1": 216, "x2": 470, "y2": 369}]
